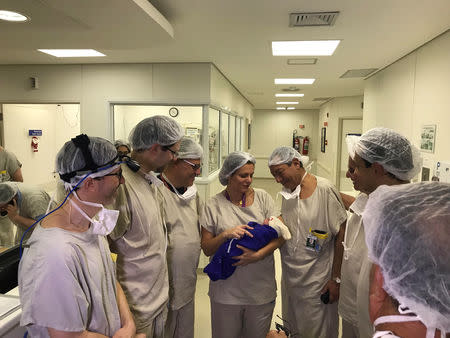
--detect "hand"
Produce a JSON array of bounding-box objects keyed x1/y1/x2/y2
[
  {"x1": 5, "y1": 199, "x2": 19, "y2": 221},
  {"x1": 232, "y1": 245, "x2": 261, "y2": 266},
  {"x1": 113, "y1": 322, "x2": 136, "y2": 338},
  {"x1": 266, "y1": 330, "x2": 287, "y2": 338},
  {"x1": 263, "y1": 218, "x2": 270, "y2": 225},
  {"x1": 320, "y1": 279, "x2": 340, "y2": 304},
  {"x1": 223, "y1": 224, "x2": 254, "y2": 240}
]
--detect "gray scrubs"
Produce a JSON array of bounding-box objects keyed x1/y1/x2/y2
[
  {"x1": 13, "y1": 183, "x2": 51, "y2": 244},
  {"x1": 0, "y1": 149, "x2": 22, "y2": 246},
  {"x1": 200, "y1": 188, "x2": 278, "y2": 338},
  {"x1": 19, "y1": 224, "x2": 121, "y2": 337},
  {"x1": 110, "y1": 165, "x2": 169, "y2": 336},
  {"x1": 339, "y1": 194, "x2": 373, "y2": 338},
  {"x1": 280, "y1": 176, "x2": 347, "y2": 338},
  {"x1": 158, "y1": 184, "x2": 202, "y2": 338}
]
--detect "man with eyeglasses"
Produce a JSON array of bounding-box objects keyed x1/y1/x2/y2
[
  {"x1": 157, "y1": 136, "x2": 203, "y2": 338},
  {"x1": 109, "y1": 115, "x2": 184, "y2": 338}
]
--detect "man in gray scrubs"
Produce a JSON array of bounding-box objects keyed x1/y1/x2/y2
[
  {"x1": 109, "y1": 115, "x2": 184, "y2": 337},
  {"x1": 19, "y1": 134, "x2": 135, "y2": 337},
  {"x1": 269, "y1": 147, "x2": 347, "y2": 338},
  {"x1": 157, "y1": 137, "x2": 203, "y2": 338},
  {"x1": 339, "y1": 127, "x2": 422, "y2": 338},
  {"x1": 0, "y1": 182, "x2": 51, "y2": 245}
]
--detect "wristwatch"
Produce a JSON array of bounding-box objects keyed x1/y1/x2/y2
[{"x1": 333, "y1": 277, "x2": 341, "y2": 284}]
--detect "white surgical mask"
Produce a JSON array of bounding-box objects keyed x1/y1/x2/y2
[
  {"x1": 70, "y1": 191, "x2": 119, "y2": 236},
  {"x1": 162, "y1": 173, "x2": 197, "y2": 201},
  {"x1": 278, "y1": 171, "x2": 307, "y2": 200},
  {"x1": 373, "y1": 306, "x2": 444, "y2": 338}
]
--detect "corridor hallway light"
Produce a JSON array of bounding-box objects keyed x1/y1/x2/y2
[
  {"x1": 38, "y1": 49, "x2": 106, "y2": 57},
  {"x1": 275, "y1": 79, "x2": 315, "y2": 85},
  {"x1": 0, "y1": 10, "x2": 28, "y2": 22},
  {"x1": 272, "y1": 40, "x2": 340, "y2": 56}
]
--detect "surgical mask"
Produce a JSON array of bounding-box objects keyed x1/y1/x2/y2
[
  {"x1": 162, "y1": 173, "x2": 197, "y2": 201},
  {"x1": 373, "y1": 305, "x2": 444, "y2": 338},
  {"x1": 278, "y1": 171, "x2": 307, "y2": 200},
  {"x1": 69, "y1": 191, "x2": 119, "y2": 236}
]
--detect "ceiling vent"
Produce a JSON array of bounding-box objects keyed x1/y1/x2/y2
[
  {"x1": 287, "y1": 58, "x2": 317, "y2": 65},
  {"x1": 281, "y1": 87, "x2": 301, "y2": 92},
  {"x1": 313, "y1": 97, "x2": 332, "y2": 101},
  {"x1": 289, "y1": 11, "x2": 339, "y2": 27},
  {"x1": 340, "y1": 68, "x2": 378, "y2": 78}
]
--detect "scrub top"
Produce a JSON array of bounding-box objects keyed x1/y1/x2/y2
[
  {"x1": 19, "y1": 224, "x2": 121, "y2": 337},
  {"x1": 158, "y1": 184, "x2": 202, "y2": 310},
  {"x1": 0, "y1": 149, "x2": 21, "y2": 183},
  {"x1": 200, "y1": 188, "x2": 279, "y2": 305},
  {"x1": 280, "y1": 176, "x2": 347, "y2": 338},
  {"x1": 109, "y1": 164, "x2": 169, "y2": 331},
  {"x1": 339, "y1": 194, "x2": 371, "y2": 330},
  {"x1": 13, "y1": 183, "x2": 51, "y2": 244}
]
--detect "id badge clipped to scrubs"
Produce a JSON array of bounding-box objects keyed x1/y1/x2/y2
[{"x1": 306, "y1": 228, "x2": 328, "y2": 252}]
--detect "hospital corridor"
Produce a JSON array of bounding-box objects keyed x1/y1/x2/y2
[{"x1": 0, "y1": 0, "x2": 449, "y2": 337}]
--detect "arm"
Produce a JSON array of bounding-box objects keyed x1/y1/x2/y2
[
  {"x1": 320, "y1": 220, "x2": 346, "y2": 303},
  {"x1": 340, "y1": 192, "x2": 355, "y2": 211},
  {"x1": 12, "y1": 167, "x2": 23, "y2": 182},
  {"x1": 233, "y1": 237, "x2": 285, "y2": 266},
  {"x1": 6, "y1": 199, "x2": 36, "y2": 229},
  {"x1": 201, "y1": 225, "x2": 254, "y2": 257},
  {"x1": 112, "y1": 281, "x2": 136, "y2": 338}
]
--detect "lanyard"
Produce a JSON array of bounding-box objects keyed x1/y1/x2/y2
[{"x1": 224, "y1": 190, "x2": 246, "y2": 207}]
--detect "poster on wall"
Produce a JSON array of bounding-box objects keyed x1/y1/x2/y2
[{"x1": 420, "y1": 125, "x2": 436, "y2": 153}]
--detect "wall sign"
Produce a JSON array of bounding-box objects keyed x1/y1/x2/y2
[
  {"x1": 420, "y1": 125, "x2": 436, "y2": 153},
  {"x1": 28, "y1": 130, "x2": 42, "y2": 136}
]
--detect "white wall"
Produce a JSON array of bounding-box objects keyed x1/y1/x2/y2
[
  {"x1": 363, "y1": 31, "x2": 450, "y2": 175},
  {"x1": 317, "y1": 96, "x2": 364, "y2": 184},
  {"x1": 3, "y1": 104, "x2": 80, "y2": 190},
  {"x1": 251, "y1": 109, "x2": 319, "y2": 178}
]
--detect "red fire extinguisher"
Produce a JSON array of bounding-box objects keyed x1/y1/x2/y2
[
  {"x1": 302, "y1": 136, "x2": 309, "y2": 155},
  {"x1": 31, "y1": 136, "x2": 39, "y2": 152},
  {"x1": 294, "y1": 136, "x2": 300, "y2": 151}
]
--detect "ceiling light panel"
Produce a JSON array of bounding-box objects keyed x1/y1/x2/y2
[
  {"x1": 287, "y1": 58, "x2": 317, "y2": 65},
  {"x1": 276, "y1": 107, "x2": 286, "y2": 110},
  {"x1": 272, "y1": 40, "x2": 340, "y2": 56},
  {"x1": 0, "y1": 10, "x2": 28, "y2": 22},
  {"x1": 275, "y1": 78, "x2": 315, "y2": 85},
  {"x1": 287, "y1": 107, "x2": 296, "y2": 110},
  {"x1": 275, "y1": 93, "x2": 304, "y2": 97},
  {"x1": 276, "y1": 101, "x2": 299, "y2": 105},
  {"x1": 38, "y1": 49, "x2": 106, "y2": 57}
]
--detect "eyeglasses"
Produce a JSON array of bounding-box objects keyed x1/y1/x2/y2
[
  {"x1": 183, "y1": 159, "x2": 202, "y2": 171},
  {"x1": 100, "y1": 169, "x2": 123, "y2": 180},
  {"x1": 162, "y1": 145, "x2": 179, "y2": 157}
]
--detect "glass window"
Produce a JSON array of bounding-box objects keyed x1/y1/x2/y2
[
  {"x1": 208, "y1": 108, "x2": 220, "y2": 173},
  {"x1": 220, "y1": 112, "x2": 229, "y2": 164},
  {"x1": 229, "y1": 115, "x2": 236, "y2": 153}
]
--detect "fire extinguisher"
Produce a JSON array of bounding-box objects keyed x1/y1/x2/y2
[
  {"x1": 302, "y1": 136, "x2": 309, "y2": 155},
  {"x1": 31, "y1": 136, "x2": 39, "y2": 152},
  {"x1": 294, "y1": 136, "x2": 300, "y2": 151}
]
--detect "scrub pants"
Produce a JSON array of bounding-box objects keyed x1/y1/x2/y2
[
  {"x1": 341, "y1": 319, "x2": 359, "y2": 338},
  {"x1": 140, "y1": 307, "x2": 168, "y2": 338},
  {"x1": 165, "y1": 299, "x2": 195, "y2": 338},
  {"x1": 210, "y1": 300, "x2": 275, "y2": 338}
]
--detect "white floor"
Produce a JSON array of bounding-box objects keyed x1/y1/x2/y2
[{"x1": 193, "y1": 178, "x2": 343, "y2": 338}]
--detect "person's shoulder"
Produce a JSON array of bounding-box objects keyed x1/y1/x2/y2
[
  {"x1": 315, "y1": 175, "x2": 338, "y2": 191},
  {"x1": 28, "y1": 228, "x2": 80, "y2": 263}
]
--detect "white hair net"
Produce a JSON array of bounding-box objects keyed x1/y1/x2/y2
[
  {"x1": 129, "y1": 115, "x2": 184, "y2": 151},
  {"x1": 114, "y1": 139, "x2": 131, "y2": 152},
  {"x1": 363, "y1": 182, "x2": 450, "y2": 332},
  {"x1": 268, "y1": 146, "x2": 309, "y2": 167},
  {"x1": 56, "y1": 135, "x2": 119, "y2": 185},
  {"x1": 0, "y1": 182, "x2": 18, "y2": 204},
  {"x1": 346, "y1": 127, "x2": 422, "y2": 181},
  {"x1": 219, "y1": 151, "x2": 255, "y2": 186},
  {"x1": 177, "y1": 137, "x2": 203, "y2": 159}
]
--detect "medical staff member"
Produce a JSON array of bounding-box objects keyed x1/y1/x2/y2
[
  {"x1": 157, "y1": 137, "x2": 203, "y2": 338},
  {"x1": 0, "y1": 146, "x2": 23, "y2": 246},
  {"x1": 268, "y1": 147, "x2": 347, "y2": 338},
  {"x1": 363, "y1": 182, "x2": 449, "y2": 337},
  {"x1": 201, "y1": 151, "x2": 284, "y2": 338},
  {"x1": 109, "y1": 115, "x2": 184, "y2": 338},
  {"x1": 18, "y1": 134, "x2": 135, "y2": 337},
  {"x1": 0, "y1": 182, "x2": 51, "y2": 245},
  {"x1": 115, "y1": 139, "x2": 131, "y2": 157},
  {"x1": 339, "y1": 127, "x2": 422, "y2": 338}
]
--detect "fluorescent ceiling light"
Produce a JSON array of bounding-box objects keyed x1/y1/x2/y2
[
  {"x1": 275, "y1": 93, "x2": 304, "y2": 97},
  {"x1": 0, "y1": 10, "x2": 28, "y2": 22},
  {"x1": 276, "y1": 107, "x2": 286, "y2": 110},
  {"x1": 272, "y1": 40, "x2": 340, "y2": 56},
  {"x1": 38, "y1": 49, "x2": 106, "y2": 57},
  {"x1": 275, "y1": 78, "x2": 315, "y2": 85},
  {"x1": 276, "y1": 101, "x2": 298, "y2": 105},
  {"x1": 287, "y1": 107, "x2": 296, "y2": 110}
]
